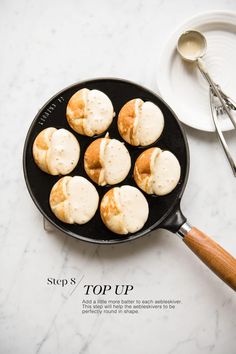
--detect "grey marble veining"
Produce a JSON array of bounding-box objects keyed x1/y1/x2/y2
[{"x1": 0, "y1": 0, "x2": 236, "y2": 353}]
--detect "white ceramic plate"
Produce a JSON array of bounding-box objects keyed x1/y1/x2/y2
[{"x1": 158, "y1": 11, "x2": 236, "y2": 132}]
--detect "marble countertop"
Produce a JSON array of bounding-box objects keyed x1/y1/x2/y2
[{"x1": 0, "y1": 0, "x2": 236, "y2": 353}]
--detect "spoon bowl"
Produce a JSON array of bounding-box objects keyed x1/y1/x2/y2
[{"x1": 177, "y1": 30, "x2": 207, "y2": 62}]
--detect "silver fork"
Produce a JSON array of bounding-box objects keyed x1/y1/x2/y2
[{"x1": 209, "y1": 84, "x2": 236, "y2": 176}]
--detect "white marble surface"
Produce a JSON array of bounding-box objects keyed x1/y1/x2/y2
[{"x1": 1, "y1": 0, "x2": 236, "y2": 353}]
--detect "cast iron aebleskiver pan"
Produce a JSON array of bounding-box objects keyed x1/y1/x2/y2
[{"x1": 23, "y1": 78, "x2": 236, "y2": 290}]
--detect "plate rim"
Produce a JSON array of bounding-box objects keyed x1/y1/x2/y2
[{"x1": 157, "y1": 10, "x2": 236, "y2": 132}]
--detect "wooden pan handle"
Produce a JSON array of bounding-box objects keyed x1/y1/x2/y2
[{"x1": 183, "y1": 227, "x2": 236, "y2": 291}]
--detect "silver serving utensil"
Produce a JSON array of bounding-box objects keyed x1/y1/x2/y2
[
  {"x1": 177, "y1": 30, "x2": 236, "y2": 176},
  {"x1": 210, "y1": 85, "x2": 236, "y2": 176}
]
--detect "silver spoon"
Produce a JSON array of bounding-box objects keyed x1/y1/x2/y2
[
  {"x1": 177, "y1": 30, "x2": 236, "y2": 176},
  {"x1": 177, "y1": 30, "x2": 236, "y2": 130}
]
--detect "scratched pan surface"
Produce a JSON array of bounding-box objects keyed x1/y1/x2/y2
[{"x1": 23, "y1": 78, "x2": 189, "y2": 244}]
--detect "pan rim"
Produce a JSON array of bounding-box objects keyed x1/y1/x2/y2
[{"x1": 23, "y1": 77, "x2": 190, "y2": 244}]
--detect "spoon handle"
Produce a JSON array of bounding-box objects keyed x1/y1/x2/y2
[{"x1": 197, "y1": 58, "x2": 236, "y2": 130}]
